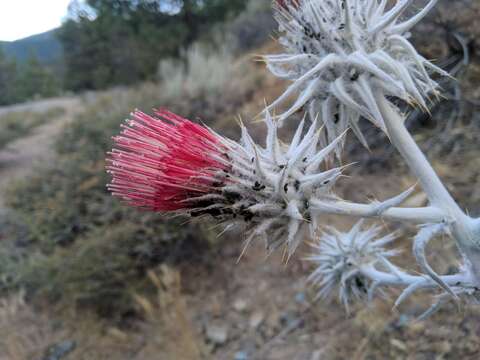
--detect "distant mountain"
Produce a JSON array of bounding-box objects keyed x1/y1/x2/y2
[{"x1": 0, "y1": 29, "x2": 63, "y2": 65}]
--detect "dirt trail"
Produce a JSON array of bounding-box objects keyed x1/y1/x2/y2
[{"x1": 0, "y1": 97, "x2": 82, "y2": 211}]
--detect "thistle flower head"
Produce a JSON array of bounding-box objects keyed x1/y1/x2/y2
[
  {"x1": 306, "y1": 220, "x2": 399, "y2": 311},
  {"x1": 266, "y1": 0, "x2": 446, "y2": 149},
  {"x1": 107, "y1": 109, "x2": 347, "y2": 258}
]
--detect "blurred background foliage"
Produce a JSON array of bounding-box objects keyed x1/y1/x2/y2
[
  {"x1": 0, "y1": 0, "x2": 258, "y2": 105},
  {"x1": 58, "y1": 0, "x2": 249, "y2": 90},
  {"x1": 0, "y1": 49, "x2": 61, "y2": 105},
  {"x1": 0, "y1": 107, "x2": 65, "y2": 149},
  {"x1": 0, "y1": 0, "x2": 272, "y2": 318}
]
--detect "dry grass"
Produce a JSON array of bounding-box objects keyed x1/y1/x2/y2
[
  {"x1": 63, "y1": 267, "x2": 204, "y2": 360},
  {"x1": 0, "y1": 292, "x2": 65, "y2": 360},
  {"x1": 133, "y1": 267, "x2": 205, "y2": 360},
  {"x1": 158, "y1": 43, "x2": 236, "y2": 99},
  {"x1": 0, "y1": 268, "x2": 204, "y2": 360}
]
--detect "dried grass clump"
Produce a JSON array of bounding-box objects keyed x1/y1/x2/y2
[
  {"x1": 0, "y1": 292, "x2": 65, "y2": 360},
  {"x1": 158, "y1": 43, "x2": 244, "y2": 100},
  {"x1": 133, "y1": 267, "x2": 205, "y2": 360},
  {"x1": 39, "y1": 267, "x2": 205, "y2": 360}
]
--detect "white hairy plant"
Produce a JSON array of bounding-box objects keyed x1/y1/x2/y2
[
  {"x1": 108, "y1": 0, "x2": 480, "y2": 318},
  {"x1": 263, "y1": 0, "x2": 480, "y2": 316},
  {"x1": 265, "y1": 0, "x2": 447, "y2": 155}
]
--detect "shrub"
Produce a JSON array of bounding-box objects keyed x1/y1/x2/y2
[
  {"x1": 227, "y1": 0, "x2": 276, "y2": 53},
  {"x1": 157, "y1": 43, "x2": 236, "y2": 99}
]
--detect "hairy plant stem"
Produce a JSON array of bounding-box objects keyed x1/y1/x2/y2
[
  {"x1": 376, "y1": 94, "x2": 480, "y2": 284},
  {"x1": 361, "y1": 265, "x2": 471, "y2": 289},
  {"x1": 310, "y1": 200, "x2": 445, "y2": 224}
]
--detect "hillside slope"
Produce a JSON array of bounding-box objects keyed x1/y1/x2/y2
[{"x1": 0, "y1": 29, "x2": 62, "y2": 64}]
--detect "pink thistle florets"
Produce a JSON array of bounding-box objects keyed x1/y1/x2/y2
[
  {"x1": 275, "y1": 0, "x2": 299, "y2": 10},
  {"x1": 107, "y1": 110, "x2": 229, "y2": 211}
]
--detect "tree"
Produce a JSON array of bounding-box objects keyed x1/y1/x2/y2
[
  {"x1": 15, "y1": 53, "x2": 60, "y2": 101},
  {"x1": 0, "y1": 48, "x2": 19, "y2": 105},
  {"x1": 57, "y1": 0, "x2": 246, "y2": 91}
]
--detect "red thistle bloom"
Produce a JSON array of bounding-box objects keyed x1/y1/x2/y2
[{"x1": 107, "y1": 110, "x2": 228, "y2": 211}]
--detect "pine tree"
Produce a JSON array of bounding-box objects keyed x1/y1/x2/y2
[{"x1": 0, "y1": 48, "x2": 19, "y2": 105}]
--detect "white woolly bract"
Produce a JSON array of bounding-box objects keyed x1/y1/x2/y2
[
  {"x1": 306, "y1": 220, "x2": 399, "y2": 311},
  {"x1": 265, "y1": 0, "x2": 445, "y2": 152},
  {"x1": 191, "y1": 111, "x2": 346, "y2": 258}
]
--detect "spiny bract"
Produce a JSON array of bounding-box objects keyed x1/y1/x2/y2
[
  {"x1": 306, "y1": 220, "x2": 399, "y2": 311},
  {"x1": 220, "y1": 111, "x2": 347, "y2": 258}
]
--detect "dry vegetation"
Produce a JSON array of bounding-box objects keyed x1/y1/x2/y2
[
  {"x1": 0, "y1": 107, "x2": 65, "y2": 149},
  {"x1": 0, "y1": 0, "x2": 479, "y2": 359},
  {"x1": 0, "y1": 293, "x2": 66, "y2": 360}
]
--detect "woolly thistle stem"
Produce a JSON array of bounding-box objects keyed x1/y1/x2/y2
[
  {"x1": 310, "y1": 200, "x2": 446, "y2": 224},
  {"x1": 375, "y1": 94, "x2": 480, "y2": 284},
  {"x1": 376, "y1": 95, "x2": 461, "y2": 212},
  {"x1": 360, "y1": 265, "x2": 471, "y2": 291},
  {"x1": 360, "y1": 264, "x2": 474, "y2": 315}
]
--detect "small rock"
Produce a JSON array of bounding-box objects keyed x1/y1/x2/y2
[
  {"x1": 206, "y1": 324, "x2": 229, "y2": 345},
  {"x1": 435, "y1": 341, "x2": 452, "y2": 354},
  {"x1": 233, "y1": 299, "x2": 248, "y2": 312},
  {"x1": 210, "y1": 296, "x2": 223, "y2": 317},
  {"x1": 395, "y1": 314, "x2": 411, "y2": 328},
  {"x1": 249, "y1": 311, "x2": 265, "y2": 329},
  {"x1": 295, "y1": 292, "x2": 306, "y2": 304},
  {"x1": 280, "y1": 311, "x2": 296, "y2": 326},
  {"x1": 258, "y1": 281, "x2": 268, "y2": 292},
  {"x1": 424, "y1": 325, "x2": 450, "y2": 339},
  {"x1": 299, "y1": 334, "x2": 311, "y2": 342},
  {"x1": 408, "y1": 321, "x2": 425, "y2": 335},
  {"x1": 234, "y1": 351, "x2": 249, "y2": 360},
  {"x1": 310, "y1": 350, "x2": 323, "y2": 360},
  {"x1": 464, "y1": 339, "x2": 479, "y2": 353},
  {"x1": 390, "y1": 339, "x2": 407, "y2": 352},
  {"x1": 42, "y1": 340, "x2": 76, "y2": 360}
]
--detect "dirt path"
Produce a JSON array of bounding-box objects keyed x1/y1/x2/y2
[{"x1": 0, "y1": 97, "x2": 82, "y2": 211}]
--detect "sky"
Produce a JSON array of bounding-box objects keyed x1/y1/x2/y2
[{"x1": 0, "y1": 0, "x2": 71, "y2": 42}]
